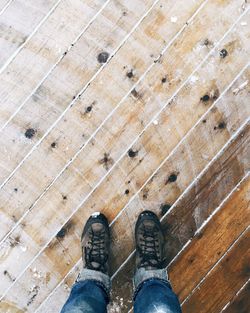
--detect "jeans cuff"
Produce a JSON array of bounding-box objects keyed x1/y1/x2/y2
[
  {"x1": 77, "y1": 268, "x2": 111, "y2": 296},
  {"x1": 133, "y1": 268, "x2": 169, "y2": 291}
]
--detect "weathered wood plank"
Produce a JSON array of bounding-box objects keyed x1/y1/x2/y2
[
  {"x1": 36, "y1": 123, "x2": 250, "y2": 313},
  {"x1": 182, "y1": 227, "x2": 250, "y2": 313},
  {"x1": 169, "y1": 176, "x2": 250, "y2": 302},
  {"x1": 0, "y1": 0, "x2": 107, "y2": 127},
  {"x1": 222, "y1": 281, "x2": 250, "y2": 313},
  {"x1": 0, "y1": 0, "x2": 61, "y2": 67},
  {"x1": 1, "y1": 33, "x2": 249, "y2": 312},
  {"x1": 0, "y1": 0, "x2": 247, "y2": 245},
  {"x1": 0, "y1": 0, "x2": 211, "y2": 238},
  {"x1": 0, "y1": 0, "x2": 12, "y2": 13},
  {"x1": 111, "y1": 121, "x2": 250, "y2": 313},
  {"x1": 0, "y1": 0, "x2": 206, "y2": 183}
]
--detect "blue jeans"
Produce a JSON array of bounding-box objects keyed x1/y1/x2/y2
[{"x1": 61, "y1": 268, "x2": 182, "y2": 313}]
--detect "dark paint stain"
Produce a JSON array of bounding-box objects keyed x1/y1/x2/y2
[
  {"x1": 202, "y1": 119, "x2": 207, "y2": 124},
  {"x1": 203, "y1": 38, "x2": 213, "y2": 47},
  {"x1": 62, "y1": 195, "x2": 67, "y2": 201},
  {"x1": 131, "y1": 88, "x2": 140, "y2": 99},
  {"x1": 27, "y1": 286, "x2": 40, "y2": 306},
  {"x1": 56, "y1": 221, "x2": 74, "y2": 239},
  {"x1": 160, "y1": 203, "x2": 172, "y2": 216},
  {"x1": 99, "y1": 153, "x2": 114, "y2": 170},
  {"x1": 97, "y1": 52, "x2": 109, "y2": 63},
  {"x1": 86, "y1": 105, "x2": 92, "y2": 113},
  {"x1": 126, "y1": 70, "x2": 134, "y2": 79},
  {"x1": 161, "y1": 76, "x2": 167, "y2": 83},
  {"x1": 3, "y1": 270, "x2": 15, "y2": 282},
  {"x1": 220, "y1": 49, "x2": 228, "y2": 58},
  {"x1": 128, "y1": 149, "x2": 138, "y2": 158},
  {"x1": 218, "y1": 121, "x2": 226, "y2": 129},
  {"x1": 51, "y1": 142, "x2": 57, "y2": 148},
  {"x1": 125, "y1": 189, "x2": 130, "y2": 195},
  {"x1": 166, "y1": 173, "x2": 178, "y2": 184},
  {"x1": 10, "y1": 236, "x2": 20, "y2": 247},
  {"x1": 14, "y1": 188, "x2": 18, "y2": 192},
  {"x1": 25, "y1": 128, "x2": 36, "y2": 139},
  {"x1": 200, "y1": 94, "x2": 210, "y2": 102},
  {"x1": 142, "y1": 188, "x2": 149, "y2": 200}
]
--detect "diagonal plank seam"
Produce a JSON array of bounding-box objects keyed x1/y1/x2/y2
[
  {"x1": 0, "y1": 0, "x2": 63, "y2": 74},
  {"x1": 219, "y1": 278, "x2": 250, "y2": 313},
  {"x1": 181, "y1": 224, "x2": 250, "y2": 306},
  {"x1": 33, "y1": 118, "x2": 250, "y2": 313},
  {"x1": 1, "y1": 12, "x2": 249, "y2": 299},
  {"x1": 0, "y1": 0, "x2": 210, "y2": 240},
  {"x1": 0, "y1": 0, "x2": 166, "y2": 182},
  {"x1": 0, "y1": 0, "x2": 13, "y2": 16},
  {"x1": 0, "y1": 0, "x2": 117, "y2": 129}
]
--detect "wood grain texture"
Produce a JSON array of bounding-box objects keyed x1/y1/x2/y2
[
  {"x1": 0, "y1": 0, "x2": 247, "y2": 254},
  {"x1": 222, "y1": 281, "x2": 250, "y2": 313},
  {"x1": 0, "y1": 0, "x2": 60, "y2": 67},
  {"x1": 111, "y1": 118, "x2": 250, "y2": 313},
  {"x1": 0, "y1": 0, "x2": 105, "y2": 127},
  {"x1": 182, "y1": 227, "x2": 250, "y2": 313},
  {"x1": 38, "y1": 124, "x2": 250, "y2": 313},
  {"x1": 170, "y1": 175, "x2": 250, "y2": 302},
  {"x1": 0, "y1": 0, "x2": 249, "y2": 312}
]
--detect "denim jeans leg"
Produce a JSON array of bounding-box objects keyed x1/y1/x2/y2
[
  {"x1": 133, "y1": 268, "x2": 182, "y2": 313},
  {"x1": 60, "y1": 269, "x2": 111, "y2": 313}
]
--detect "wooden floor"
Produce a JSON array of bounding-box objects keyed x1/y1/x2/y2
[{"x1": 0, "y1": 0, "x2": 249, "y2": 312}]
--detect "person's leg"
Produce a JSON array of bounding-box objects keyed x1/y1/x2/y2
[
  {"x1": 60, "y1": 212, "x2": 111, "y2": 313},
  {"x1": 133, "y1": 211, "x2": 182, "y2": 313}
]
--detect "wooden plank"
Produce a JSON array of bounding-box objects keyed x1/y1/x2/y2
[
  {"x1": 36, "y1": 124, "x2": 250, "y2": 313},
  {"x1": 1, "y1": 29, "x2": 250, "y2": 312},
  {"x1": 0, "y1": 0, "x2": 61, "y2": 67},
  {"x1": 0, "y1": 0, "x2": 247, "y2": 244},
  {"x1": 111, "y1": 122, "x2": 250, "y2": 312},
  {"x1": 0, "y1": 0, "x2": 11, "y2": 12},
  {"x1": 0, "y1": 0, "x2": 211, "y2": 238},
  {"x1": 222, "y1": 281, "x2": 250, "y2": 313},
  {"x1": 182, "y1": 227, "x2": 250, "y2": 313},
  {"x1": 0, "y1": 0, "x2": 107, "y2": 127},
  {"x1": 169, "y1": 176, "x2": 250, "y2": 302},
  {"x1": 0, "y1": 0, "x2": 206, "y2": 182}
]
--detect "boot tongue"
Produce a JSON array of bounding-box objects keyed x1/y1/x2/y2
[{"x1": 91, "y1": 223, "x2": 103, "y2": 232}]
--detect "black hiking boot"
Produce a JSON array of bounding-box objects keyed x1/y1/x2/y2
[
  {"x1": 135, "y1": 210, "x2": 164, "y2": 270},
  {"x1": 81, "y1": 212, "x2": 110, "y2": 275}
]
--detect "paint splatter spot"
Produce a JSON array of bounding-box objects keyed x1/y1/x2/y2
[
  {"x1": 125, "y1": 189, "x2": 130, "y2": 195},
  {"x1": 97, "y1": 52, "x2": 109, "y2": 63},
  {"x1": 99, "y1": 153, "x2": 114, "y2": 170},
  {"x1": 128, "y1": 149, "x2": 138, "y2": 158},
  {"x1": 126, "y1": 70, "x2": 134, "y2": 79},
  {"x1": 166, "y1": 173, "x2": 178, "y2": 183},
  {"x1": 218, "y1": 121, "x2": 226, "y2": 129},
  {"x1": 56, "y1": 221, "x2": 74, "y2": 239},
  {"x1": 220, "y1": 49, "x2": 228, "y2": 58},
  {"x1": 131, "y1": 88, "x2": 140, "y2": 98},
  {"x1": 25, "y1": 128, "x2": 36, "y2": 139},
  {"x1": 161, "y1": 76, "x2": 167, "y2": 83},
  {"x1": 51, "y1": 142, "x2": 57, "y2": 148},
  {"x1": 62, "y1": 195, "x2": 67, "y2": 201},
  {"x1": 86, "y1": 106, "x2": 92, "y2": 113},
  {"x1": 14, "y1": 188, "x2": 18, "y2": 192},
  {"x1": 160, "y1": 203, "x2": 172, "y2": 216},
  {"x1": 202, "y1": 119, "x2": 207, "y2": 124},
  {"x1": 200, "y1": 95, "x2": 210, "y2": 102}
]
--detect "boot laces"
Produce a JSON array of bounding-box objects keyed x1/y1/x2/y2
[
  {"x1": 85, "y1": 229, "x2": 107, "y2": 271},
  {"x1": 139, "y1": 226, "x2": 161, "y2": 268}
]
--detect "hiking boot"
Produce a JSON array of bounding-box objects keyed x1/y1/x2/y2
[
  {"x1": 81, "y1": 212, "x2": 110, "y2": 275},
  {"x1": 135, "y1": 210, "x2": 164, "y2": 270}
]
